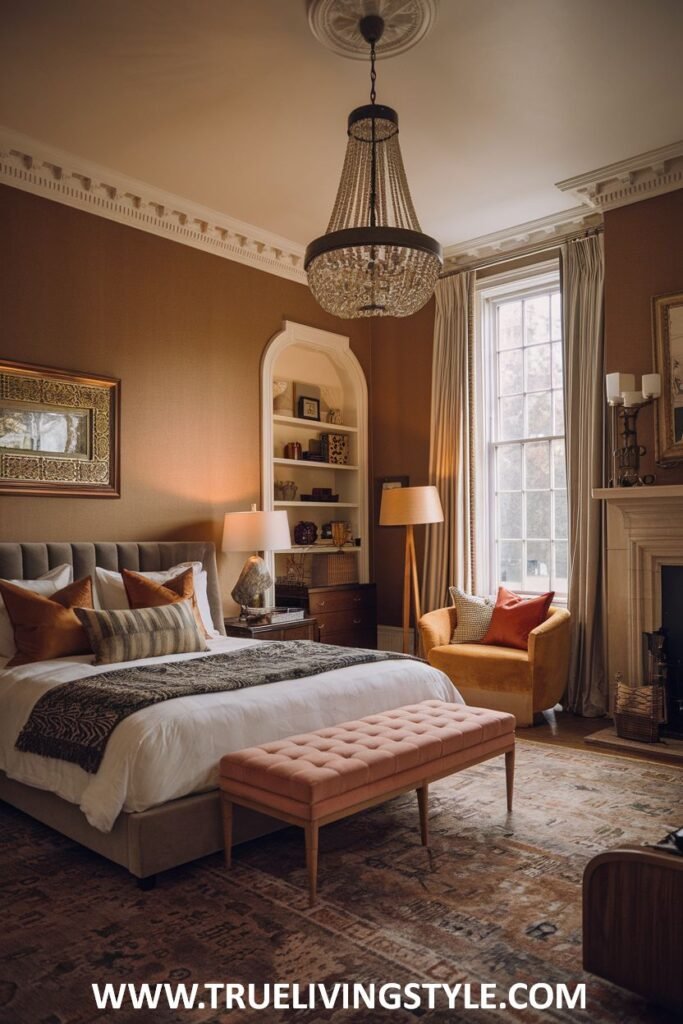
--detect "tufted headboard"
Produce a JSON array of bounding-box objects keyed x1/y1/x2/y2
[{"x1": 0, "y1": 541, "x2": 226, "y2": 635}]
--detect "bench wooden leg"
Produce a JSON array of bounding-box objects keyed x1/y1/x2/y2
[
  {"x1": 417, "y1": 784, "x2": 429, "y2": 846},
  {"x1": 305, "y1": 822, "x2": 319, "y2": 906},
  {"x1": 505, "y1": 747, "x2": 515, "y2": 812},
  {"x1": 221, "y1": 796, "x2": 233, "y2": 868}
]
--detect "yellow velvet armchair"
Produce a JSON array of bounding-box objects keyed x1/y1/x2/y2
[{"x1": 418, "y1": 605, "x2": 571, "y2": 727}]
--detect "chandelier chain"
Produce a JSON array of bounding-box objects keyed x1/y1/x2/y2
[{"x1": 370, "y1": 40, "x2": 377, "y2": 104}]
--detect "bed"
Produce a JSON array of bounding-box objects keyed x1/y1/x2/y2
[{"x1": 0, "y1": 541, "x2": 459, "y2": 884}]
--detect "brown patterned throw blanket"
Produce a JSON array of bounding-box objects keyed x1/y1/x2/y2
[{"x1": 15, "y1": 641, "x2": 413, "y2": 773}]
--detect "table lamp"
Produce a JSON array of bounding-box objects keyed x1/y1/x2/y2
[
  {"x1": 222, "y1": 505, "x2": 291, "y2": 618},
  {"x1": 379, "y1": 485, "x2": 444, "y2": 654}
]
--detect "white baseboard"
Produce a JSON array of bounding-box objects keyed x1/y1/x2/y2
[{"x1": 377, "y1": 624, "x2": 414, "y2": 653}]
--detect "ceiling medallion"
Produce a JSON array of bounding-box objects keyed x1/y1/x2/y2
[
  {"x1": 307, "y1": 0, "x2": 438, "y2": 60},
  {"x1": 305, "y1": 12, "x2": 442, "y2": 319}
]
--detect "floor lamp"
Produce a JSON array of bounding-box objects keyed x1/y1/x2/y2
[{"x1": 379, "y1": 485, "x2": 444, "y2": 654}]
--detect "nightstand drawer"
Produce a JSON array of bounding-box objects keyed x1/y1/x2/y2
[
  {"x1": 308, "y1": 587, "x2": 376, "y2": 615},
  {"x1": 315, "y1": 607, "x2": 375, "y2": 636},
  {"x1": 319, "y1": 628, "x2": 377, "y2": 649}
]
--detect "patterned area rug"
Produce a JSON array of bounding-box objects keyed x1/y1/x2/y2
[{"x1": 1, "y1": 741, "x2": 681, "y2": 1024}]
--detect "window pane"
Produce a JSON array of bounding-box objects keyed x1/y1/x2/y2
[
  {"x1": 552, "y1": 342, "x2": 563, "y2": 388},
  {"x1": 498, "y1": 397, "x2": 524, "y2": 440},
  {"x1": 499, "y1": 349, "x2": 523, "y2": 395},
  {"x1": 525, "y1": 295, "x2": 550, "y2": 346},
  {"x1": 551, "y1": 292, "x2": 562, "y2": 341},
  {"x1": 497, "y1": 301, "x2": 522, "y2": 351},
  {"x1": 526, "y1": 491, "x2": 550, "y2": 538},
  {"x1": 553, "y1": 389, "x2": 564, "y2": 434},
  {"x1": 498, "y1": 491, "x2": 522, "y2": 538},
  {"x1": 498, "y1": 540, "x2": 522, "y2": 588},
  {"x1": 526, "y1": 540, "x2": 550, "y2": 589},
  {"x1": 497, "y1": 444, "x2": 522, "y2": 490},
  {"x1": 554, "y1": 541, "x2": 568, "y2": 585},
  {"x1": 554, "y1": 491, "x2": 568, "y2": 539},
  {"x1": 525, "y1": 344, "x2": 551, "y2": 391},
  {"x1": 552, "y1": 440, "x2": 566, "y2": 489},
  {"x1": 525, "y1": 441, "x2": 550, "y2": 489},
  {"x1": 526, "y1": 392, "x2": 552, "y2": 438}
]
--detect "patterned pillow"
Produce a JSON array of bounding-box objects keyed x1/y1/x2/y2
[
  {"x1": 448, "y1": 586, "x2": 494, "y2": 643},
  {"x1": 75, "y1": 600, "x2": 207, "y2": 666}
]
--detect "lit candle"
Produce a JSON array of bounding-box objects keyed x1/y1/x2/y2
[
  {"x1": 621, "y1": 390, "x2": 645, "y2": 407},
  {"x1": 642, "y1": 373, "x2": 661, "y2": 399},
  {"x1": 605, "y1": 372, "x2": 635, "y2": 404}
]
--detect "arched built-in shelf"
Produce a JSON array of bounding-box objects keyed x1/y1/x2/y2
[{"x1": 261, "y1": 321, "x2": 369, "y2": 591}]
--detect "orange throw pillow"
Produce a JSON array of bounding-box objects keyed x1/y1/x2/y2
[
  {"x1": 481, "y1": 586, "x2": 554, "y2": 650},
  {"x1": 0, "y1": 577, "x2": 94, "y2": 666},
  {"x1": 122, "y1": 567, "x2": 210, "y2": 639}
]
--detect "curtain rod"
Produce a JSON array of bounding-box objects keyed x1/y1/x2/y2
[{"x1": 439, "y1": 223, "x2": 603, "y2": 278}]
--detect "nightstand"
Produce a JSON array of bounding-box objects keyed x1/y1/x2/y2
[{"x1": 223, "y1": 616, "x2": 319, "y2": 642}]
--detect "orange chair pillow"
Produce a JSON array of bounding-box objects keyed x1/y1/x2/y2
[
  {"x1": 0, "y1": 577, "x2": 94, "y2": 666},
  {"x1": 122, "y1": 567, "x2": 210, "y2": 638},
  {"x1": 481, "y1": 586, "x2": 554, "y2": 650}
]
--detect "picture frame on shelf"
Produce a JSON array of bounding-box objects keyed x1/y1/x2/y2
[
  {"x1": 298, "y1": 396, "x2": 321, "y2": 421},
  {"x1": 375, "y1": 475, "x2": 409, "y2": 523},
  {"x1": 0, "y1": 358, "x2": 120, "y2": 497},
  {"x1": 653, "y1": 291, "x2": 683, "y2": 464}
]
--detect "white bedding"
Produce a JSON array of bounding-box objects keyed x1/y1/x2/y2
[{"x1": 0, "y1": 638, "x2": 460, "y2": 833}]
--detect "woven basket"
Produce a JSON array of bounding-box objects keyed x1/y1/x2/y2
[
  {"x1": 311, "y1": 552, "x2": 358, "y2": 586},
  {"x1": 614, "y1": 682, "x2": 665, "y2": 743}
]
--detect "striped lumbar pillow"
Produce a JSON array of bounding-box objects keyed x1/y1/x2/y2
[
  {"x1": 75, "y1": 600, "x2": 207, "y2": 665},
  {"x1": 448, "y1": 586, "x2": 494, "y2": 643}
]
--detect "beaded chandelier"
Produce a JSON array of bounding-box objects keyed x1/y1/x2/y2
[{"x1": 305, "y1": 14, "x2": 442, "y2": 319}]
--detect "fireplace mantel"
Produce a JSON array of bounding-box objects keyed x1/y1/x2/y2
[{"x1": 593, "y1": 485, "x2": 683, "y2": 697}]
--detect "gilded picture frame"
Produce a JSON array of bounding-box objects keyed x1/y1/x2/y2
[
  {"x1": 0, "y1": 360, "x2": 120, "y2": 497},
  {"x1": 653, "y1": 291, "x2": 683, "y2": 465}
]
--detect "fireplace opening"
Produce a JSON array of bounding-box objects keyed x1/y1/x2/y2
[{"x1": 661, "y1": 565, "x2": 683, "y2": 739}]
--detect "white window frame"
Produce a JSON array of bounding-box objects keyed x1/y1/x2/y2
[{"x1": 475, "y1": 260, "x2": 566, "y2": 600}]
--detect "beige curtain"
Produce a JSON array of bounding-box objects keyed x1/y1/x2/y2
[
  {"x1": 422, "y1": 271, "x2": 476, "y2": 613},
  {"x1": 561, "y1": 234, "x2": 607, "y2": 716}
]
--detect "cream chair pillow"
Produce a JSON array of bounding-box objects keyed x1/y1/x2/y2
[{"x1": 448, "y1": 586, "x2": 494, "y2": 643}]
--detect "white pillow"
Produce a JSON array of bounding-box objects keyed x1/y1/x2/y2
[
  {"x1": 448, "y1": 586, "x2": 494, "y2": 644},
  {"x1": 95, "y1": 561, "x2": 220, "y2": 637},
  {"x1": 0, "y1": 564, "x2": 73, "y2": 661}
]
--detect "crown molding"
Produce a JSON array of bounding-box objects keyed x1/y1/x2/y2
[
  {"x1": 556, "y1": 141, "x2": 683, "y2": 211},
  {"x1": 0, "y1": 127, "x2": 307, "y2": 285},
  {"x1": 442, "y1": 205, "x2": 602, "y2": 272}
]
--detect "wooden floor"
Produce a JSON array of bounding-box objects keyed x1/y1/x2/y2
[{"x1": 520, "y1": 711, "x2": 683, "y2": 767}]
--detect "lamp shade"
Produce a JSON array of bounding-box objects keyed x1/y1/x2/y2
[
  {"x1": 379, "y1": 485, "x2": 443, "y2": 527},
  {"x1": 222, "y1": 509, "x2": 291, "y2": 553}
]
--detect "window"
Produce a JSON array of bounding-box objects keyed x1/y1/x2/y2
[{"x1": 477, "y1": 265, "x2": 567, "y2": 599}]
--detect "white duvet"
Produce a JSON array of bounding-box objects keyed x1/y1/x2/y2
[{"x1": 0, "y1": 638, "x2": 459, "y2": 833}]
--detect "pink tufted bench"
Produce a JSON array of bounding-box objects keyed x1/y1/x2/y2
[{"x1": 219, "y1": 699, "x2": 515, "y2": 904}]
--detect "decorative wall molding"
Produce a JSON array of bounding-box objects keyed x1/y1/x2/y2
[
  {"x1": 0, "y1": 127, "x2": 307, "y2": 285},
  {"x1": 442, "y1": 205, "x2": 601, "y2": 272},
  {"x1": 556, "y1": 141, "x2": 683, "y2": 212}
]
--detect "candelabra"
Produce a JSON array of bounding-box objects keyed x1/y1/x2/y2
[{"x1": 605, "y1": 372, "x2": 661, "y2": 487}]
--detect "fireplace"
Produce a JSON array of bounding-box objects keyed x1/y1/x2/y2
[
  {"x1": 593, "y1": 484, "x2": 683, "y2": 712},
  {"x1": 661, "y1": 565, "x2": 683, "y2": 738}
]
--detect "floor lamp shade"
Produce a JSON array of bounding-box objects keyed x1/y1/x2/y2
[
  {"x1": 379, "y1": 485, "x2": 443, "y2": 527},
  {"x1": 222, "y1": 508, "x2": 291, "y2": 617},
  {"x1": 379, "y1": 486, "x2": 443, "y2": 654}
]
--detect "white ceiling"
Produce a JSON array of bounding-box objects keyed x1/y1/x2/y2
[{"x1": 1, "y1": 0, "x2": 682, "y2": 249}]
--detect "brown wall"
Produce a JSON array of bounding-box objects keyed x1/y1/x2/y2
[
  {"x1": 370, "y1": 299, "x2": 435, "y2": 627},
  {"x1": 604, "y1": 189, "x2": 683, "y2": 484},
  {"x1": 0, "y1": 185, "x2": 373, "y2": 609}
]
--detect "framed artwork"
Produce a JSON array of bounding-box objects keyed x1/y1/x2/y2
[
  {"x1": 297, "y1": 396, "x2": 320, "y2": 421},
  {"x1": 653, "y1": 291, "x2": 683, "y2": 465},
  {"x1": 375, "y1": 475, "x2": 409, "y2": 523},
  {"x1": 0, "y1": 359, "x2": 121, "y2": 497}
]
